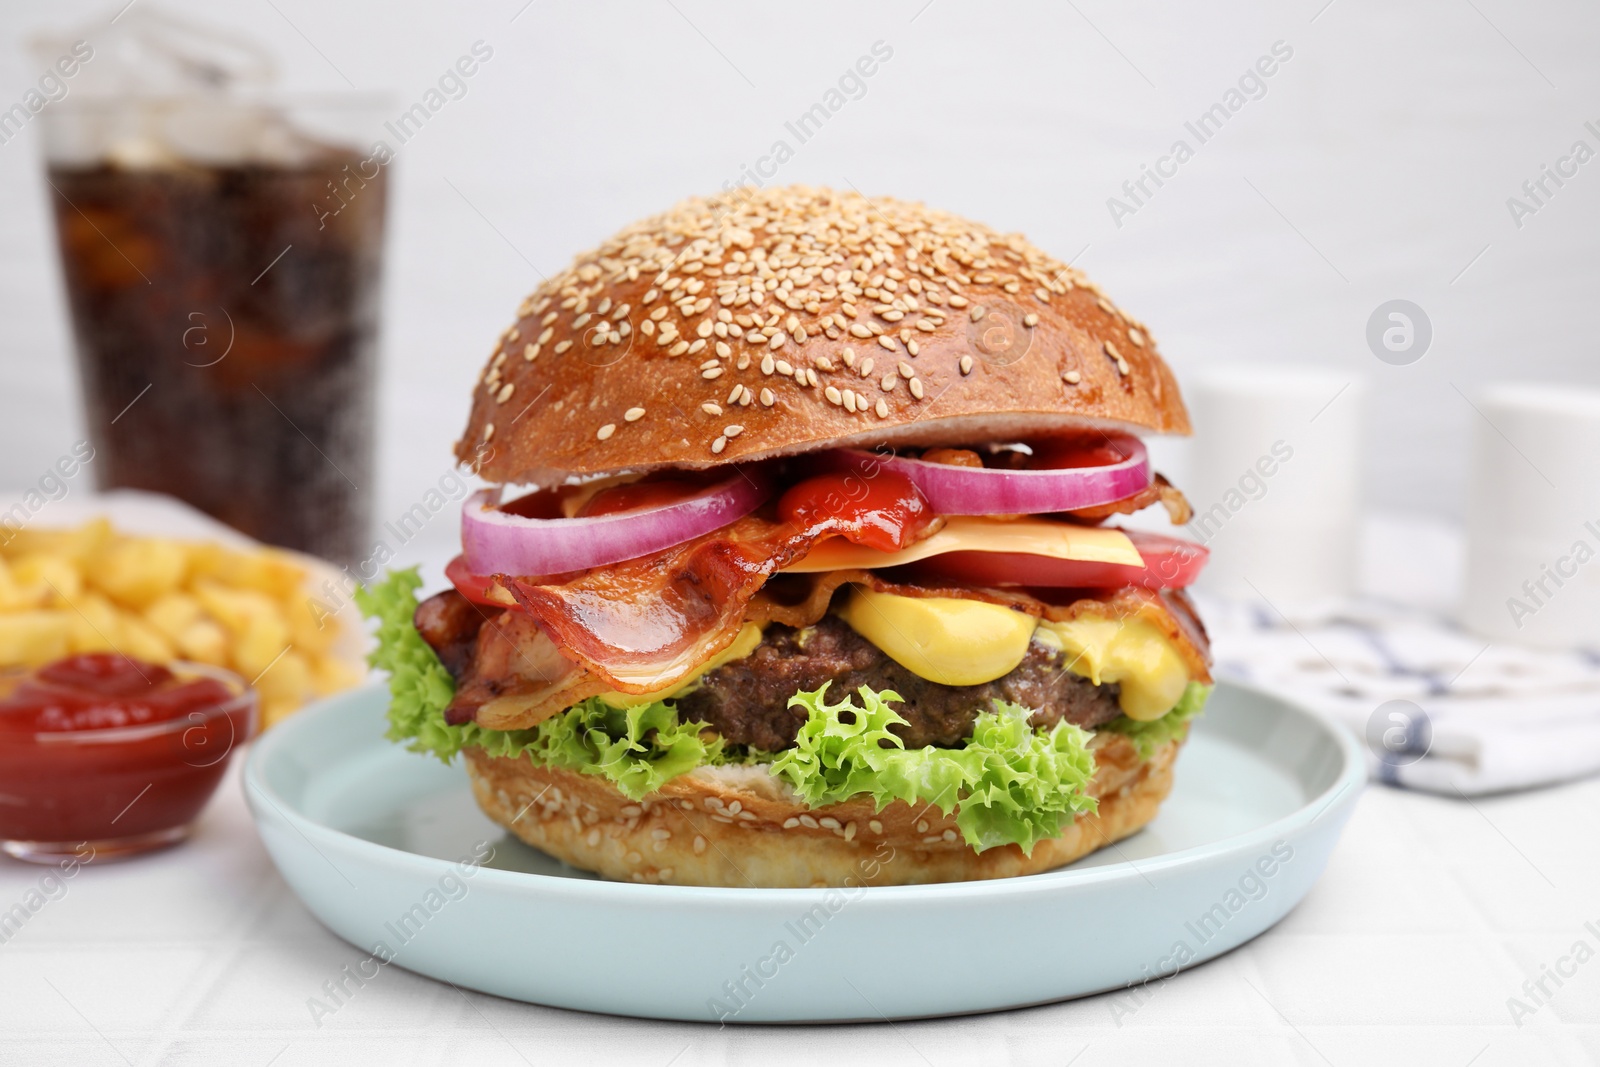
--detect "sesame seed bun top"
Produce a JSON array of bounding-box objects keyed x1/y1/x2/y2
[{"x1": 456, "y1": 186, "x2": 1191, "y2": 487}]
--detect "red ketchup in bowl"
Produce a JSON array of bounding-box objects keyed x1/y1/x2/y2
[{"x1": 0, "y1": 653, "x2": 257, "y2": 862}]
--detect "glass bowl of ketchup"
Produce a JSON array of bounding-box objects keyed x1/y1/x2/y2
[{"x1": 0, "y1": 653, "x2": 258, "y2": 863}]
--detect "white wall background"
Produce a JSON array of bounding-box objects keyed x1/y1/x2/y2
[{"x1": 2, "y1": 0, "x2": 1596, "y2": 546}]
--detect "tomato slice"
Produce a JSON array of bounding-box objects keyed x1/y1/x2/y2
[
  {"x1": 908, "y1": 529, "x2": 1207, "y2": 590},
  {"x1": 446, "y1": 555, "x2": 503, "y2": 607}
]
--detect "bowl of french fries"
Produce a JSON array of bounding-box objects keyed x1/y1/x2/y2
[{"x1": 0, "y1": 519, "x2": 365, "y2": 728}]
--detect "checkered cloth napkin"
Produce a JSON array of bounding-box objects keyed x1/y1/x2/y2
[{"x1": 1197, "y1": 589, "x2": 1600, "y2": 795}]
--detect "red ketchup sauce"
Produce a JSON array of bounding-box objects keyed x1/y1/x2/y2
[
  {"x1": 0, "y1": 653, "x2": 256, "y2": 858},
  {"x1": 778, "y1": 465, "x2": 932, "y2": 552}
]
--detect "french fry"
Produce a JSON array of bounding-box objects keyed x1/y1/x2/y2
[
  {"x1": 90, "y1": 537, "x2": 188, "y2": 608},
  {"x1": 63, "y1": 591, "x2": 126, "y2": 654},
  {"x1": 143, "y1": 592, "x2": 203, "y2": 644},
  {"x1": 0, "y1": 610, "x2": 73, "y2": 666},
  {"x1": 11, "y1": 553, "x2": 83, "y2": 606},
  {"x1": 0, "y1": 517, "x2": 112, "y2": 565},
  {"x1": 0, "y1": 557, "x2": 30, "y2": 612},
  {"x1": 120, "y1": 614, "x2": 175, "y2": 663},
  {"x1": 312, "y1": 654, "x2": 364, "y2": 696},
  {"x1": 173, "y1": 618, "x2": 229, "y2": 667}
]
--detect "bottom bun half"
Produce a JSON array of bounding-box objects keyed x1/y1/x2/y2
[{"x1": 464, "y1": 732, "x2": 1182, "y2": 888}]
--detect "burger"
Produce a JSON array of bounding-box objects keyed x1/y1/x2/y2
[{"x1": 359, "y1": 187, "x2": 1212, "y2": 888}]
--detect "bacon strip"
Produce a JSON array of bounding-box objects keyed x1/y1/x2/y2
[{"x1": 1067, "y1": 473, "x2": 1193, "y2": 525}]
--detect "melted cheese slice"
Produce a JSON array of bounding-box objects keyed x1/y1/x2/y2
[
  {"x1": 836, "y1": 586, "x2": 1195, "y2": 720},
  {"x1": 782, "y1": 517, "x2": 1143, "y2": 573},
  {"x1": 839, "y1": 586, "x2": 1037, "y2": 686},
  {"x1": 1033, "y1": 618, "x2": 1191, "y2": 721}
]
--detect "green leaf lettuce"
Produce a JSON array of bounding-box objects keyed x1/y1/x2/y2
[{"x1": 770, "y1": 684, "x2": 1099, "y2": 854}]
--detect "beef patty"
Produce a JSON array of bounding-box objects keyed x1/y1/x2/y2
[{"x1": 675, "y1": 615, "x2": 1123, "y2": 751}]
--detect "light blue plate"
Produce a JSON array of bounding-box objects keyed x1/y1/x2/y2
[{"x1": 244, "y1": 680, "x2": 1364, "y2": 1022}]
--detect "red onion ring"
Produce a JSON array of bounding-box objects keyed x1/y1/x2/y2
[
  {"x1": 835, "y1": 438, "x2": 1150, "y2": 516},
  {"x1": 461, "y1": 469, "x2": 771, "y2": 576}
]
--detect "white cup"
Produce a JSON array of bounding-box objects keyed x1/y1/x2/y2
[
  {"x1": 1461, "y1": 382, "x2": 1600, "y2": 649},
  {"x1": 1184, "y1": 364, "x2": 1367, "y2": 606}
]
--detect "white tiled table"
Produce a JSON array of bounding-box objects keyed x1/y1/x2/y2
[{"x1": 4, "y1": 745, "x2": 1598, "y2": 1066}]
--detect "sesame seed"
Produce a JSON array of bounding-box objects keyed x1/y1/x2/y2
[
  {"x1": 697, "y1": 320, "x2": 714, "y2": 338},
  {"x1": 859, "y1": 357, "x2": 875, "y2": 377},
  {"x1": 554, "y1": 339, "x2": 573, "y2": 354},
  {"x1": 970, "y1": 305, "x2": 987, "y2": 322},
  {"x1": 1129, "y1": 328, "x2": 1145, "y2": 347},
  {"x1": 573, "y1": 313, "x2": 591, "y2": 329},
  {"x1": 776, "y1": 360, "x2": 794, "y2": 376},
  {"x1": 688, "y1": 338, "x2": 707, "y2": 354},
  {"x1": 523, "y1": 343, "x2": 538, "y2": 361},
  {"x1": 769, "y1": 333, "x2": 786, "y2": 350},
  {"x1": 898, "y1": 361, "x2": 915, "y2": 379},
  {"x1": 760, "y1": 387, "x2": 775, "y2": 406},
  {"x1": 669, "y1": 341, "x2": 690, "y2": 356},
  {"x1": 1105, "y1": 340, "x2": 1122, "y2": 361},
  {"x1": 1063, "y1": 369, "x2": 1082, "y2": 384},
  {"x1": 761, "y1": 353, "x2": 776, "y2": 375},
  {"x1": 849, "y1": 323, "x2": 873, "y2": 338},
  {"x1": 702, "y1": 367, "x2": 724, "y2": 380},
  {"x1": 906, "y1": 339, "x2": 919, "y2": 356},
  {"x1": 843, "y1": 388, "x2": 858, "y2": 411},
  {"x1": 701, "y1": 402, "x2": 722, "y2": 416},
  {"x1": 825, "y1": 386, "x2": 843, "y2": 406},
  {"x1": 716, "y1": 341, "x2": 732, "y2": 358},
  {"x1": 881, "y1": 374, "x2": 896, "y2": 391},
  {"x1": 597, "y1": 423, "x2": 615, "y2": 440},
  {"x1": 483, "y1": 422, "x2": 495, "y2": 440},
  {"x1": 960, "y1": 355, "x2": 974, "y2": 375},
  {"x1": 875, "y1": 398, "x2": 889, "y2": 418},
  {"x1": 910, "y1": 377, "x2": 925, "y2": 400},
  {"x1": 1023, "y1": 313, "x2": 1039, "y2": 327},
  {"x1": 537, "y1": 327, "x2": 554, "y2": 345},
  {"x1": 878, "y1": 335, "x2": 898, "y2": 351},
  {"x1": 624, "y1": 406, "x2": 645, "y2": 422},
  {"x1": 869, "y1": 819, "x2": 884, "y2": 834},
  {"x1": 496, "y1": 382, "x2": 514, "y2": 402},
  {"x1": 724, "y1": 424, "x2": 744, "y2": 437},
  {"x1": 1117, "y1": 357, "x2": 1131, "y2": 375},
  {"x1": 711, "y1": 435, "x2": 727, "y2": 454}
]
